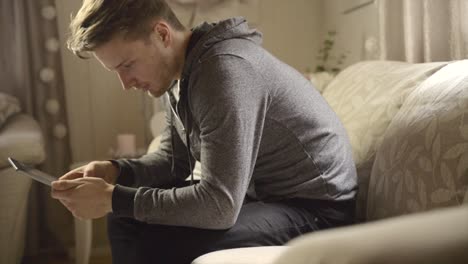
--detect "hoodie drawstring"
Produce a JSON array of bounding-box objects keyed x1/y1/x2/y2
[{"x1": 167, "y1": 84, "x2": 194, "y2": 185}]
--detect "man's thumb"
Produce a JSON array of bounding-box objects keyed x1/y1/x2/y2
[{"x1": 83, "y1": 168, "x2": 94, "y2": 177}]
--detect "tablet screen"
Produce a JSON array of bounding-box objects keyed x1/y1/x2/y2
[{"x1": 8, "y1": 157, "x2": 56, "y2": 186}]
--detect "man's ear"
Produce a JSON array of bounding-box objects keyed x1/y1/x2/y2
[{"x1": 152, "y1": 21, "x2": 171, "y2": 48}]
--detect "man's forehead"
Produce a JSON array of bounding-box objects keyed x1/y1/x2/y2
[{"x1": 93, "y1": 37, "x2": 131, "y2": 70}]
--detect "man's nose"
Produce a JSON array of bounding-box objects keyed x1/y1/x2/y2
[{"x1": 117, "y1": 72, "x2": 134, "y2": 90}]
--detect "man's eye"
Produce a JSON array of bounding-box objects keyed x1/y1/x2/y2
[{"x1": 124, "y1": 63, "x2": 133, "y2": 69}]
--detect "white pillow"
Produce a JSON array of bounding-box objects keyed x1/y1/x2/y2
[
  {"x1": 308, "y1": 71, "x2": 335, "y2": 93},
  {"x1": 322, "y1": 61, "x2": 448, "y2": 221},
  {"x1": 0, "y1": 93, "x2": 21, "y2": 128},
  {"x1": 367, "y1": 60, "x2": 468, "y2": 220}
]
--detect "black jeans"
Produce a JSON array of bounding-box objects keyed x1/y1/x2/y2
[{"x1": 107, "y1": 197, "x2": 355, "y2": 264}]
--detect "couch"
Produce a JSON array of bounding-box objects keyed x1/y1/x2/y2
[
  {"x1": 185, "y1": 60, "x2": 468, "y2": 263},
  {"x1": 0, "y1": 93, "x2": 46, "y2": 264}
]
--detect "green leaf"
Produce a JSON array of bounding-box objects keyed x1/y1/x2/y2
[{"x1": 315, "y1": 66, "x2": 325, "y2": 72}]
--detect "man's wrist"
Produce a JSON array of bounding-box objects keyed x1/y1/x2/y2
[
  {"x1": 106, "y1": 184, "x2": 115, "y2": 213},
  {"x1": 107, "y1": 160, "x2": 120, "y2": 184}
]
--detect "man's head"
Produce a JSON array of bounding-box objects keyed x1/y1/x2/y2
[{"x1": 68, "y1": 0, "x2": 189, "y2": 97}]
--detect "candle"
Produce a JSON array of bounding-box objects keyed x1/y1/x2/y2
[{"x1": 116, "y1": 134, "x2": 136, "y2": 157}]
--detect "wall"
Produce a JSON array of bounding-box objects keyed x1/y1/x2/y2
[
  {"x1": 321, "y1": 0, "x2": 379, "y2": 69},
  {"x1": 169, "y1": 0, "x2": 323, "y2": 73},
  {"x1": 257, "y1": 0, "x2": 323, "y2": 72},
  {"x1": 53, "y1": 0, "x2": 322, "y2": 253}
]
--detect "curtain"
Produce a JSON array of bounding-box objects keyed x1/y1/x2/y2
[
  {"x1": 0, "y1": 0, "x2": 72, "y2": 256},
  {"x1": 378, "y1": 0, "x2": 468, "y2": 62}
]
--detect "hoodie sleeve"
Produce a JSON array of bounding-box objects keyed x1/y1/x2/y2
[
  {"x1": 111, "y1": 99, "x2": 195, "y2": 217},
  {"x1": 112, "y1": 124, "x2": 193, "y2": 188},
  {"x1": 115, "y1": 55, "x2": 269, "y2": 229}
]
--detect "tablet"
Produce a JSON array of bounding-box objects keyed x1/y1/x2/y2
[{"x1": 8, "y1": 157, "x2": 56, "y2": 186}]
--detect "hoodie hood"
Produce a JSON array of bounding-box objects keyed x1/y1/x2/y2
[{"x1": 182, "y1": 17, "x2": 263, "y2": 79}]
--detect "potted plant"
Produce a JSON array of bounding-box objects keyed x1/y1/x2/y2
[{"x1": 305, "y1": 31, "x2": 348, "y2": 93}]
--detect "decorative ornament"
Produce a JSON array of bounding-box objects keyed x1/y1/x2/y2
[
  {"x1": 41, "y1": 6, "x2": 57, "y2": 20},
  {"x1": 39, "y1": 68, "x2": 55, "y2": 83},
  {"x1": 45, "y1": 99, "x2": 60, "y2": 115},
  {"x1": 53, "y1": 123, "x2": 68, "y2": 139},
  {"x1": 46, "y1": 38, "x2": 60, "y2": 52}
]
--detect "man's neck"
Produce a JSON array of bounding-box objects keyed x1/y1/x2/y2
[{"x1": 173, "y1": 30, "x2": 193, "y2": 80}]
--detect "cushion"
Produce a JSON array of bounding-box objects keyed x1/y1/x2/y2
[
  {"x1": 308, "y1": 71, "x2": 335, "y2": 93},
  {"x1": 367, "y1": 60, "x2": 468, "y2": 220},
  {"x1": 0, "y1": 114, "x2": 46, "y2": 168},
  {"x1": 0, "y1": 93, "x2": 21, "y2": 128},
  {"x1": 322, "y1": 60, "x2": 447, "y2": 221},
  {"x1": 192, "y1": 246, "x2": 287, "y2": 264}
]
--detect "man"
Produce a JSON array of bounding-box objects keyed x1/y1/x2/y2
[{"x1": 51, "y1": 0, "x2": 357, "y2": 263}]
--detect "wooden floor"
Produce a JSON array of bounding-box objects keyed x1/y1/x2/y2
[{"x1": 23, "y1": 253, "x2": 112, "y2": 264}]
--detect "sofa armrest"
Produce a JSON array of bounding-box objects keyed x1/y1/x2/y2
[
  {"x1": 0, "y1": 114, "x2": 45, "y2": 168},
  {"x1": 273, "y1": 205, "x2": 468, "y2": 264}
]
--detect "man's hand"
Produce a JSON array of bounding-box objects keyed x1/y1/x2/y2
[
  {"x1": 60, "y1": 160, "x2": 119, "y2": 184},
  {"x1": 51, "y1": 177, "x2": 115, "y2": 220}
]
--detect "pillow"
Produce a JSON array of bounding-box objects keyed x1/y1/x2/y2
[
  {"x1": 322, "y1": 61, "x2": 448, "y2": 221},
  {"x1": 0, "y1": 93, "x2": 21, "y2": 128},
  {"x1": 0, "y1": 114, "x2": 46, "y2": 168},
  {"x1": 367, "y1": 60, "x2": 468, "y2": 220},
  {"x1": 307, "y1": 71, "x2": 335, "y2": 93},
  {"x1": 323, "y1": 61, "x2": 448, "y2": 170}
]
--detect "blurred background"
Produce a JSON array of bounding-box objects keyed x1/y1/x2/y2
[{"x1": 0, "y1": 0, "x2": 466, "y2": 263}]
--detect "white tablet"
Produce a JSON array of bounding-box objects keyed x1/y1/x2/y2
[{"x1": 8, "y1": 157, "x2": 56, "y2": 186}]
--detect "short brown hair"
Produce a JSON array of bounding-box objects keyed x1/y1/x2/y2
[{"x1": 67, "y1": 0, "x2": 185, "y2": 58}]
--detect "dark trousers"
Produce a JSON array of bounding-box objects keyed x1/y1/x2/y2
[{"x1": 107, "y1": 197, "x2": 355, "y2": 264}]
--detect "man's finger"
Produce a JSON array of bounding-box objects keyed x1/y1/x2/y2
[
  {"x1": 51, "y1": 189, "x2": 69, "y2": 200},
  {"x1": 59, "y1": 169, "x2": 84, "y2": 180},
  {"x1": 51, "y1": 180, "x2": 83, "y2": 191}
]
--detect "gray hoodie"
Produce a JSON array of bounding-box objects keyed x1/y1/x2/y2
[{"x1": 112, "y1": 17, "x2": 357, "y2": 229}]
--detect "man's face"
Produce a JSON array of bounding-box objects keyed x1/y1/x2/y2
[{"x1": 93, "y1": 29, "x2": 176, "y2": 98}]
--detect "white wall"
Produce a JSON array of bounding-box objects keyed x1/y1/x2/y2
[
  {"x1": 321, "y1": 0, "x2": 379, "y2": 68},
  {"x1": 170, "y1": 0, "x2": 323, "y2": 72},
  {"x1": 257, "y1": 0, "x2": 323, "y2": 72}
]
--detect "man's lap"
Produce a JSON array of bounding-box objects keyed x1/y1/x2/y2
[{"x1": 107, "y1": 198, "x2": 354, "y2": 264}]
